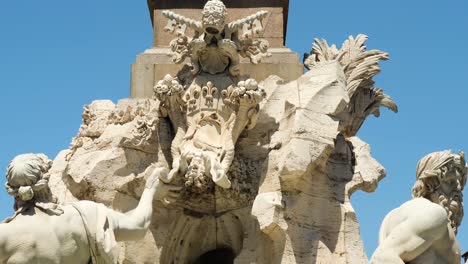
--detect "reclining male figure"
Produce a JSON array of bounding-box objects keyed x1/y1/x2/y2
[{"x1": 0, "y1": 153, "x2": 181, "y2": 264}]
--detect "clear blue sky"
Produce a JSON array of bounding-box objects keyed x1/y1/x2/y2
[{"x1": 0, "y1": 0, "x2": 467, "y2": 258}]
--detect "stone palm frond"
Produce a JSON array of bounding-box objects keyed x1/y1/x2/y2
[
  {"x1": 339, "y1": 88, "x2": 397, "y2": 136},
  {"x1": 338, "y1": 34, "x2": 368, "y2": 66},
  {"x1": 304, "y1": 38, "x2": 339, "y2": 68},
  {"x1": 339, "y1": 34, "x2": 389, "y2": 97},
  {"x1": 365, "y1": 88, "x2": 398, "y2": 117},
  {"x1": 304, "y1": 34, "x2": 397, "y2": 137}
]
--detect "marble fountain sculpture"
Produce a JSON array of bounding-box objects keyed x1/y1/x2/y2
[
  {"x1": 371, "y1": 151, "x2": 467, "y2": 264},
  {"x1": 1, "y1": 0, "x2": 465, "y2": 263},
  {"x1": 0, "y1": 154, "x2": 180, "y2": 263}
]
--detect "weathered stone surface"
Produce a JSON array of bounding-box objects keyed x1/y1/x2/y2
[
  {"x1": 247, "y1": 35, "x2": 396, "y2": 264},
  {"x1": 12, "y1": 31, "x2": 394, "y2": 263},
  {"x1": 131, "y1": 48, "x2": 303, "y2": 98},
  {"x1": 46, "y1": 48, "x2": 385, "y2": 262},
  {"x1": 251, "y1": 191, "x2": 283, "y2": 236},
  {"x1": 48, "y1": 99, "x2": 165, "y2": 205}
]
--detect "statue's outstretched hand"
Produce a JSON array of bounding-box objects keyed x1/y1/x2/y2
[{"x1": 146, "y1": 167, "x2": 183, "y2": 205}]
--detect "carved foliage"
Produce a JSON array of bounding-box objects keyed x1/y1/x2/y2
[
  {"x1": 305, "y1": 34, "x2": 398, "y2": 136},
  {"x1": 154, "y1": 74, "x2": 186, "y2": 118},
  {"x1": 221, "y1": 79, "x2": 266, "y2": 112}
]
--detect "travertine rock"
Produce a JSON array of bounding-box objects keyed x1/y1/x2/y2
[
  {"x1": 44, "y1": 32, "x2": 397, "y2": 263},
  {"x1": 249, "y1": 35, "x2": 395, "y2": 264},
  {"x1": 50, "y1": 99, "x2": 164, "y2": 204}
]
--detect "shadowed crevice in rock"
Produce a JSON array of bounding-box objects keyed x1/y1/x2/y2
[
  {"x1": 158, "y1": 210, "x2": 244, "y2": 263},
  {"x1": 194, "y1": 248, "x2": 236, "y2": 264},
  {"x1": 158, "y1": 117, "x2": 175, "y2": 167}
]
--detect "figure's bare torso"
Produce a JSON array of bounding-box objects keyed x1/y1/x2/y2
[
  {"x1": 381, "y1": 198, "x2": 461, "y2": 264},
  {"x1": 408, "y1": 228, "x2": 461, "y2": 264},
  {"x1": 0, "y1": 205, "x2": 91, "y2": 264}
]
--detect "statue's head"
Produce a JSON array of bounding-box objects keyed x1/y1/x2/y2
[
  {"x1": 5, "y1": 153, "x2": 52, "y2": 204},
  {"x1": 202, "y1": 0, "x2": 227, "y2": 35},
  {"x1": 412, "y1": 150, "x2": 467, "y2": 231}
]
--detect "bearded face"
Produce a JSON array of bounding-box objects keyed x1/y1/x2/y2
[
  {"x1": 183, "y1": 152, "x2": 214, "y2": 194},
  {"x1": 436, "y1": 190, "x2": 463, "y2": 233},
  {"x1": 432, "y1": 158, "x2": 466, "y2": 233},
  {"x1": 413, "y1": 151, "x2": 467, "y2": 233}
]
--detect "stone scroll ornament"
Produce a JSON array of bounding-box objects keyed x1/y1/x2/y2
[{"x1": 162, "y1": 0, "x2": 270, "y2": 76}]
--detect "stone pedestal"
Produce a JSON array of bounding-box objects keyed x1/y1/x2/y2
[
  {"x1": 130, "y1": 47, "x2": 303, "y2": 98},
  {"x1": 131, "y1": 0, "x2": 300, "y2": 98}
]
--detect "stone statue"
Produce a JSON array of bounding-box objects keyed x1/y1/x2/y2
[
  {"x1": 371, "y1": 150, "x2": 467, "y2": 264},
  {"x1": 0, "y1": 153, "x2": 181, "y2": 264},
  {"x1": 6, "y1": 1, "x2": 401, "y2": 262}
]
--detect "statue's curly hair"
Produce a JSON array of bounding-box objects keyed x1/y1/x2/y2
[
  {"x1": 412, "y1": 150, "x2": 467, "y2": 198},
  {"x1": 5, "y1": 153, "x2": 52, "y2": 202}
]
